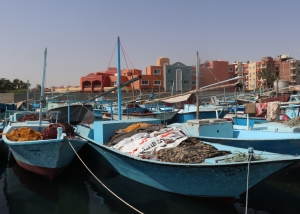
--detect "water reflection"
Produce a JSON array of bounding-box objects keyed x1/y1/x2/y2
[
  {"x1": 3, "y1": 156, "x2": 91, "y2": 214},
  {"x1": 237, "y1": 166, "x2": 300, "y2": 214},
  {"x1": 0, "y1": 144, "x2": 300, "y2": 214}
]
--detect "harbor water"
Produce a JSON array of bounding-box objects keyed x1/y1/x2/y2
[{"x1": 0, "y1": 143, "x2": 300, "y2": 214}]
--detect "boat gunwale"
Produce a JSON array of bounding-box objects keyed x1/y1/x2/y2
[{"x1": 82, "y1": 136, "x2": 300, "y2": 167}]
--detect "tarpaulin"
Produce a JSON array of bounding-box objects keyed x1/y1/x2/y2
[{"x1": 162, "y1": 94, "x2": 191, "y2": 103}]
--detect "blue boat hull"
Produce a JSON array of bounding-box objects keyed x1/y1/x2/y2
[
  {"x1": 6, "y1": 138, "x2": 86, "y2": 179},
  {"x1": 3, "y1": 120, "x2": 87, "y2": 179},
  {"x1": 170, "y1": 111, "x2": 227, "y2": 123},
  {"x1": 87, "y1": 141, "x2": 295, "y2": 198}
]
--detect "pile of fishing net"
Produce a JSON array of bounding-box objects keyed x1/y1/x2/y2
[
  {"x1": 283, "y1": 116, "x2": 300, "y2": 127},
  {"x1": 18, "y1": 113, "x2": 47, "y2": 122},
  {"x1": 5, "y1": 123, "x2": 75, "y2": 141},
  {"x1": 155, "y1": 137, "x2": 231, "y2": 164},
  {"x1": 5, "y1": 127, "x2": 43, "y2": 141},
  {"x1": 43, "y1": 123, "x2": 75, "y2": 139}
]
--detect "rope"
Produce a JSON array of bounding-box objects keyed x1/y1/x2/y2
[
  {"x1": 68, "y1": 140, "x2": 144, "y2": 214},
  {"x1": 245, "y1": 152, "x2": 253, "y2": 214},
  {"x1": 204, "y1": 64, "x2": 219, "y2": 82},
  {"x1": 221, "y1": 151, "x2": 265, "y2": 163},
  {"x1": 120, "y1": 43, "x2": 136, "y2": 71}
]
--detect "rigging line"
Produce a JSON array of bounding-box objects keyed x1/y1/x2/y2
[
  {"x1": 121, "y1": 45, "x2": 136, "y2": 99},
  {"x1": 100, "y1": 41, "x2": 118, "y2": 95},
  {"x1": 106, "y1": 40, "x2": 117, "y2": 70},
  {"x1": 121, "y1": 45, "x2": 130, "y2": 70},
  {"x1": 204, "y1": 64, "x2": 219, "y2": 82},
  {"x1": 120, "y1": 43, "x2": 136, "y2": 73},
  {"x1": 68, "y1": 140, "x2": 144, "y2": 214}
]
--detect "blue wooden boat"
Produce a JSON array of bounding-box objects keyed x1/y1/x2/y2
[
  {"x1": 169, "y1": 103, "x2": 229, "y2": 123},
  {"x1": 46, "y1": 98, "x2": 93, "y2": 125},
  {"x1": 223, "y1": 94, "x2": 300, "y2": 127},
  {"x1": 2, "y1": 121, "x2": 87, "y2": 179},
  {"x1": 102, "y1": 104, "x2": 178, "y2": 124},
  {"x1": 2, "y1": 48, "x2": 88, "y2": 179},
  {"x1": 75, "y1": 118, "x2": 300, "y2": 199},
  {"x1": 175, "y1": 119, "x2": 300, "y2": 155}
]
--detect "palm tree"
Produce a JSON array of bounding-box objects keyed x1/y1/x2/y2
[{"x1": 257, "y1": 68, "x2": 276, "y2": 89}]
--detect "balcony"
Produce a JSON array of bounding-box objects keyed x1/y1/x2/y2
[{"x1": 291, "y1": 73, "x2": 297, "y2": 77}]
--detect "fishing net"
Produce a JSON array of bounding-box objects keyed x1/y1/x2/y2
[
  {"x1": 18, "y1": 113, "x2": 47, "y2": 122},
  {"x1": 43, "y1": 123, "x2": 75, "y2": 139},
  {"x1": 5, "y1": 127, "x2": 43, "y2": 142},
  {"x1": 283, "y1": 116, "x2": 300, "y2": 127},
  {"x1": 156, "y1": 137, "x2": 231, "y2": 164}
]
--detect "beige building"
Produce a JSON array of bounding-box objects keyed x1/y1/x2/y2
[{"x1": 247, "y1": 62, "x2": 257, "y2": 90}]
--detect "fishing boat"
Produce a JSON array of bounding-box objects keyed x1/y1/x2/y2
[
  {"x1": 2, "y1": 48, "x2": 87, "y2": 179},
  {"x1": 45, "y1": 94, "x2": 93, "y2": 125},
  {"x1": 102, "y1": 103, "x2": 178, "y2": 124},
  {"x1": 169, "y1": 103, "x2": 229, "y2": 123},
  {"x1": 75, "y1": 118, "x2": 300, "y2": 200},
  {"x1": 223, "y1": 94, "x2": 294, "y2": 127},
  {"x1": 2, "y1": 121, "x2": 87, "y2": 179}
]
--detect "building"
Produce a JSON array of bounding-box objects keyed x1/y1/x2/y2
[
  {"x1": 79, "y1": 57, "x2": 239, "y2": 94},
  {"x1": 203, "y1": 60, "x2": 233, "y2": 87},
  {"x1": 80, "y1": 67, "x2": 142, "y2": 93},
  {"x1": 275, "y1": 54, "x2": 300, "y2": 85}
]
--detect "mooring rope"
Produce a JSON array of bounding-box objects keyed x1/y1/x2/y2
[
  {"x1": 68, "y1": 140, "x2": 144, "y2": 214},
  {"x1": 245, "y1": 152, "x2": 253, "y2": 214}
]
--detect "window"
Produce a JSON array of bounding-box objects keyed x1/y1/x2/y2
[
  {"x1": 183, "y1": 80, "x2": 189, "y2": 84},
  {"x1": 168, "y1": 69, "x2": 171, "y2": 73},
  {"x1": 192, "y1": 80, "x2": 196, "y2": 85},
  {"x1": 229, "y1": 76, "x2": 233, "y2": 79},
  {"x1": 169, "y1": 80, "x2": 174, "y2": 84},
  {"x1": 112, "y1": 81, "x2": 116, "y2": 86},
  {"x1": 186, "y1": 70, "x2": 189, "y2": 73},
  {"x1": 153, "y1": 70, "x2": 161, "y2": 75},
  {"x1": 228, "y1": 68, "x2": 233, "y2": 72},
  {"x1": 141, "y1": 80, "x2": 149, "y2": 85},
  {"x1": 153, "y1": 80, "x2": 161, "y2": 85},
  {"x1": 192, "y1": 70, "x2": 196, "y2": 75}
]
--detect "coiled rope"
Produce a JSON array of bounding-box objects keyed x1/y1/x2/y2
[
  {"x1": 68, "y1": 140, "x2": 144, "y2": 214},
  {"x1": 221, "y1": 151, "x2": 265, "y2": 163}
]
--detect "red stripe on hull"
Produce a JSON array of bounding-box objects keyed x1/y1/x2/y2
[{"x1": 15, "y1": 159, "x2": 68, "y2": 180}]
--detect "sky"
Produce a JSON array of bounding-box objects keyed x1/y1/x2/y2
[{"x1": 1, "y1": 0, "x2": 300, "y2": 88}]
